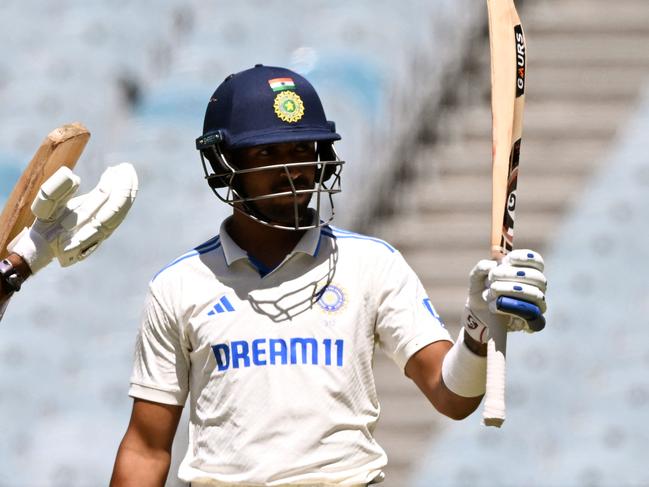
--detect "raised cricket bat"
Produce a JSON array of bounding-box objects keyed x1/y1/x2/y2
[
  {"x1": 0, "y1": 123, "x2": 90, "y2": 258},
  {"x1": 482, "y1": 0, "x2": 527, "y2": 428}
]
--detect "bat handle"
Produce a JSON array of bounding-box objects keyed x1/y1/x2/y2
[
  {"x1": 483, "y1": 320, "x2": 507, "y2": 427},
  {"x1": 482, "y1": 297, "x2": 545, "y2": 427}
]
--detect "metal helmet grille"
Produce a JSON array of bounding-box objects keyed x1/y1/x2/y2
[{"x1": 199, "y1": 145, "x2": 344, "y2": 231}]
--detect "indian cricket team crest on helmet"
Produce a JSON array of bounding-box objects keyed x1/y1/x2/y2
[
  {"x1": 273, "y1": 91, "x2": 305, "y2": 123},
  {"x1": 317, "y1": 284, "x2": 346, "y2": 313}
]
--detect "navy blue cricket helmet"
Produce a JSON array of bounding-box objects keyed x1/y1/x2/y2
[
  {"x1": 195, "y1": 65, "x2": 344, "y2": 230},
  {"x1": 197, "y1": 64, "x2": 341, "y2": 150}
]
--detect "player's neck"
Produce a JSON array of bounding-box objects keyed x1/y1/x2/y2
[{"x1": 227, "y1": 212, "x2": 306, "y2": 270}]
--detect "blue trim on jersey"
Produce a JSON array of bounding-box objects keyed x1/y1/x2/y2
[
  {"x1": 152, "y1": 237, "x2": 222, "y2": 281},
  {"x1": 422, "y1": 298, "x2": 445, "y2": 327},
  {"x1": 321, "y1": 227, "x2": 396, "y2": 253},
  {"x1": 313, "y1": 232, "x2": 323, "y2": 257},
  {"x1": 247, "y1": 254, "x2": 273, "y2": 277},
  {"x1": 195, "y1": 235, "x2": 221, "y2": 253}
]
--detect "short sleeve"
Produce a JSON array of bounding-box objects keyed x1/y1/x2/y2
[
  {"x1": 375, "y1": 251, "x2": 452, "y2": 371},
  {"x1": 128, "y1": 284, "x2": 190, "y2": 406}
]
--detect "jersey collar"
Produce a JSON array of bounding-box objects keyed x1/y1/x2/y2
[{"x1": 219, "y1": 216, "x2": 323, "y2": 267}]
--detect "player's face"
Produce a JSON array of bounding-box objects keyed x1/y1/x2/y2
[{"x1": 229, "y1": 141, "x2": 317, "y2": 227}]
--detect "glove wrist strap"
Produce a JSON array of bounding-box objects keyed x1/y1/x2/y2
[{"x1": 7, "y1": 228, "x2": 53, "y2": 274}]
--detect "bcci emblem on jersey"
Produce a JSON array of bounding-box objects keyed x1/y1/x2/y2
[{"x1": 317, "y1": 284, "x2": 345, "y2": 313}]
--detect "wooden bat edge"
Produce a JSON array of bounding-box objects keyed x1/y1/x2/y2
[{"x1": 0, "y1": 123, "x2": 91, "y2": 257}]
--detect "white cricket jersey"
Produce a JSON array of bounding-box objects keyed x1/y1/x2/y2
[{"x1": 129, "y1": 219, "x2": 450, "y2": 486}]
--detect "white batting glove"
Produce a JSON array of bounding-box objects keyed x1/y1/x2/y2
[
  {"x1": 8, "y1": 163, "x2": 138, "y2": 274},
  {"x1": 462, "y1": 249, "x2": 547, "y2": 344}
]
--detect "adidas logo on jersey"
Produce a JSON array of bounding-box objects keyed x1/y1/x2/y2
[{"x1": 208, "y1": 296, "x2": 235, "y2": 316}]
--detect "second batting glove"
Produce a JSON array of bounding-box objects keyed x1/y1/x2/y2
[{"x1": 8, "y1": 163, "x2": 138, "y2": 274}]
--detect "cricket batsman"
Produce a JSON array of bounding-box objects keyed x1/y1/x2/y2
[
  {"x1": 0, "y1": 164, "x2": 138, "y2": 319},
  {"x1": 110, "y1": 65, "x2": 547, "y2": 486}
]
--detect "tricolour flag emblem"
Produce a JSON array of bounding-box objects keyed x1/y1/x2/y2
[{"x1": 268, "y1": 77, "x2": 296, "y2": 92}]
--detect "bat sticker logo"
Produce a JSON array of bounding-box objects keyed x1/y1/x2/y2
[
  {"x1": 507, "y1": 191, "x2": 517, "y2": 212},
  {"x1": 501, "y1": 139, "x2": 521, "y2": 251},
  {"x1": 514, "y1": 25, "x2": 526, "y2": 97}
]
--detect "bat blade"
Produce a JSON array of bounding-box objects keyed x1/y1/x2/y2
[
  {"x1": 0, "y1": 123, "x2": 90, "y2": 258},
  {"x1": 483, "y1": 0, "x2": 527, "y2": 428},
  {"x1": 489, "y1": 1, "x2": 526, "y2": 260}
]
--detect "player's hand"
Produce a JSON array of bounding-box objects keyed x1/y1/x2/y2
[
  {"x1": 8, "y1": 163, "x2": 138, "y2": 273},
  {"x1": 462, "y1": 249, "x2": 547, "y2": 344}
]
